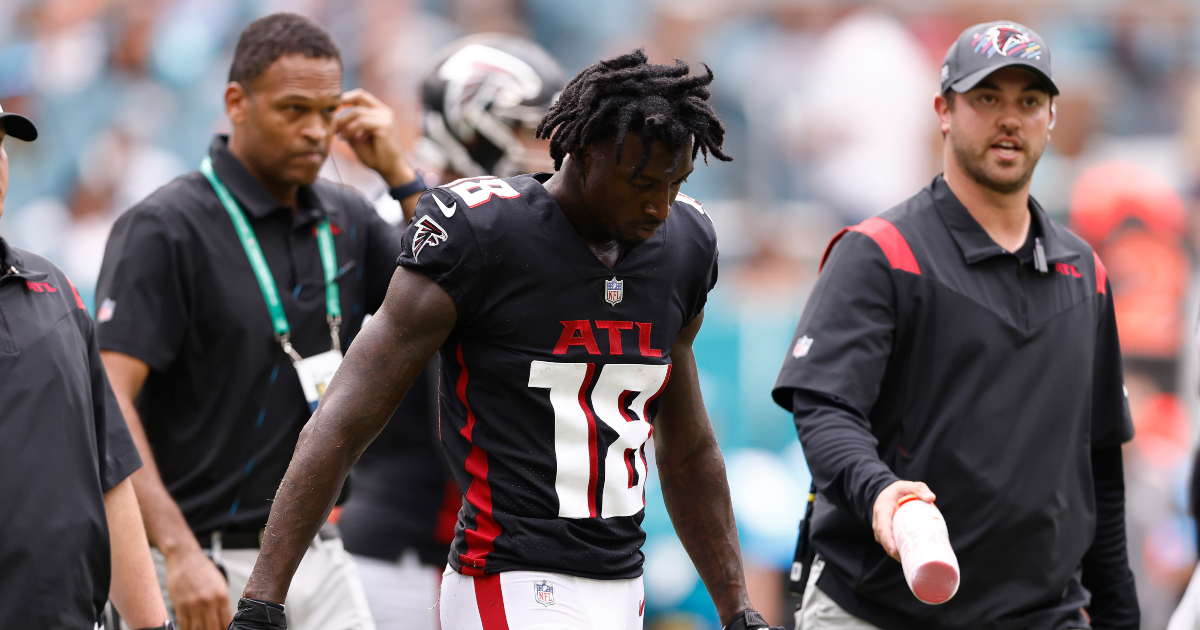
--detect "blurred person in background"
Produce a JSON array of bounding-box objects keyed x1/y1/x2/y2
[
  {"x1": 93, "y1": 13, "x2": 426, "y2": 630},
  {"x1": 0, "y1": 106, "x2": 171, "y2": 629},
  {"x1": 1070, "y1": 161, "x2": 1195, "y2": 626},
  {"x1": 8, "y1": 125, "x2": 185, "y2": 311},
  {"x1": 334, "y1": 33, "x2": 565, "y2": 630},
  {"x1": 774, "y1": 22, "x2": 1138, "y2": 630},
  {"x1": 413, "y1": 33, "x2": 564, "y2": 182}
]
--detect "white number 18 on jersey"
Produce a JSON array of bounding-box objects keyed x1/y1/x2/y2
[{"x1": 528, "y1": 361, "x2": 670, "y2": 519}]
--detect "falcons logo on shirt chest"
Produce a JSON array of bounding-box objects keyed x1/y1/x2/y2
[{"x1": 412, "y1": 215, "x2": 448, "y2": 260}]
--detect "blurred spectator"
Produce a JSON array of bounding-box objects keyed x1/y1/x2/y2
[
  {"x1": 1071, "y1": 160, "x2": 1195, "y2": 629},
  {"x1": 8, "y1": 126, "x2": 184, "y2": 310}
]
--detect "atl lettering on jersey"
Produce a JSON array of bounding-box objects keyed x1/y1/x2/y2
[{"x1": 398, "y1": 175, "x2": 718, "y2": 579}]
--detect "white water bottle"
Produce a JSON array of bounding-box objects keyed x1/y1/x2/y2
[{"x1": 891, "y1": 494, "x2": 960, "y2": 604}]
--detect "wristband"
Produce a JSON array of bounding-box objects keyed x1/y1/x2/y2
[
  {"x1": 231, "y1": 597, "x2": 287, "y2": 629},
  {"x1": 389, "y1": 172, "x2": 428, "y2": 201},
  {"x1": 723, "y1": 609, "x2": 779, "y2": 630}
]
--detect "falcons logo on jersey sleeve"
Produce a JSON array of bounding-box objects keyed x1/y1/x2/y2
[{"x1": 412, "y1": 215, "x2": 449, "y2": 260}]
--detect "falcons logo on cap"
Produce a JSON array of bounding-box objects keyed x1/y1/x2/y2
[
  {"x1": 412, "y1": 215, "x2": 448, "y2": 261},
  {"x1": 974, "y1": 24, "x2": 1042, "y2": 60}
]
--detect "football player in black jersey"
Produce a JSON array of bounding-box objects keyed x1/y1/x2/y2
[{"x1": 231, "y1": 50, "x2": 780, "y2": 630}]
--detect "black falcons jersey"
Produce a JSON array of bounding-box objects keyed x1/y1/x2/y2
[{"x1": 397, "y1": 173, "x2": 718, "y2": 579}]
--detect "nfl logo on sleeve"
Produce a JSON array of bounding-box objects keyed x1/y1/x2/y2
[
  {"x1": 534, "y1": 580, "x2": 555, "y2": 606},
  {"x1": 793, "y1": 335, "x2": 814, "y2": 358},
  {"x1": 605, "y1": 277, "x2": 624, "y2": 306},
  {"x1": 97, "y1": 297, "x2": 116, "y2": 323}
]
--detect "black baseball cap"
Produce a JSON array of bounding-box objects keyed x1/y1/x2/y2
[
  {"x1": 941, "y1": 21, "x2": 1058, "y2": 96},
  {"x1": 0, "y1": 103, "x2": 37, "y2": 142}
]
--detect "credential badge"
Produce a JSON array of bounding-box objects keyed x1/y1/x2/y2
[
  {"x1": 793, "y1": 335, "x2": 813, "y2": 358},
  {"x1": 534, "y1": 580, "x2": 555, "y2": 606},
  {"x1": 605, "y1": 277, "x2": 623, "y2": 306}
]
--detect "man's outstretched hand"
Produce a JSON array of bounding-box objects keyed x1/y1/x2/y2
[
  {"x1": 226, "y1": 598, "x2": 286, "y2": 630},
  {"x1": 872, "y1": 480, "x2": 936, "y2": 560},
  {"x1": 724, "y1": 609, "x2": 783, "y2": 630}
]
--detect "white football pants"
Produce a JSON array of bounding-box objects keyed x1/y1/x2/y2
[
  {"x1": 439, "y1": 566, "x2": 644, "y2": 630},
  {"x1": 353, "y1": 550, "x2": 441, "y2": 630}
]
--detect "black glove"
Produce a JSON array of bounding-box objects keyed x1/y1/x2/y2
[
  {"x1": 227, "y1": 598, "x2": 287, "y2": 630},
  {"x1": 133, "y1": 622, "x2": 177, "y2": 630},
  {"x1": 723, "y1": 609, "x2": 783, "y2": 630}
]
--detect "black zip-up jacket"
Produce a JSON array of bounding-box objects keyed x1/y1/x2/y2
[{"x1": 773, "y1": 176, "x2": 1138, "y2": 630}]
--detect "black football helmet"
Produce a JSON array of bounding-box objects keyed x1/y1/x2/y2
[{"x1": 420, "y1": 34, "x2": 565, "y2": 178}]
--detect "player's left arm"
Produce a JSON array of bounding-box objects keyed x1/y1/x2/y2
[{"x1": 654, "y1": 310, "x2": 775, "y2": 630}]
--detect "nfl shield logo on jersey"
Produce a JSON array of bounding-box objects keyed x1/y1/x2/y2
[
  {"x1": 605, "y1": 277, "x2": 623, "y2": 306},
  {"x1": 792, "y1": 335, "x2": 814, "y2": 358},
  {"x1": 534, "y1": 580, "x2": 555, "y2": 606}
]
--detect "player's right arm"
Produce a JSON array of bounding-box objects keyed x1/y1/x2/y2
[
  {"x1": 773, "y1": 229, "x2": 931, "y2": 560},
  {"x1": 238, "y1": 186, "x2": 475, "y2": 615},
  {"x1": 240, "y1": 265, "x2": 456, "y2": 608},
  {"x1": 103, "y1": 351, "x2": 233, "y2": 630}
]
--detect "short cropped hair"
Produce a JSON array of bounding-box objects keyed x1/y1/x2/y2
[{"x1": 228, "y1": 13, "x2": 342, "y2": 87}]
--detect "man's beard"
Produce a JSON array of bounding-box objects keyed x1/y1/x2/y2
[{"x1": 950, "y1": 132, "x2": 1041, "y2": 195}]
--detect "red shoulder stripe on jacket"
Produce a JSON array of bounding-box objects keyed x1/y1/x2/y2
[
  {"x1": 64, "y1": 275, "x2": 87, "y2": 310},
  {"x1": 819, "y1": 217, "x2": 920, "y2": 275},
  {"x1": 1094, "y1": 251, "x2": 1107, "y2": 295}
]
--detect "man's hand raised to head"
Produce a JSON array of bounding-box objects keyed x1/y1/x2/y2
[
  {"x1": 872, "y1": 479, "x2": 936, "y2": 560},
  {"x1": 334, "y1": 88, "x2": 416, "y2": 188},
  {"x1": 240, "y1": 266, "x2": 456, "y2": 604}
]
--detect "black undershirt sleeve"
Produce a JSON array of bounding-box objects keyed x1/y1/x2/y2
[
  {"x1": 792, "y1": 388, "x2": 900, "y2": 526},
  {"x1": 1081, "y1": 445, "x2": 1139, "y2": 629}
]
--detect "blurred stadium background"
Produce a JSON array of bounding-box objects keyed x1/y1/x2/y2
[{"x1": 2, "y1": 0, "x2": 1198, "y2": 628}]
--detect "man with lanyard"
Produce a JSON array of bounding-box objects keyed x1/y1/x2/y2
[
  {"x1": 0, "y1": 108, "x2": 172, "y2": 628},
  {"x1": 773, "y1": 22, "x2": 1138, "y2": 630},
  {"x1": 96, "y1": 14, "x2": 426, "y2": 630}
]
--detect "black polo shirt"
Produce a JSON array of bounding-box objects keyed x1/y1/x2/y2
[
  {"x1": 773, "y1": 176, "x2": 1135, "y2": 629},
  {"x1": 95, "y1": 135, "x2": 402, "y2": 535},
  {"x1": 0, "y1": 237, "x2": 142, "y2": 627}
]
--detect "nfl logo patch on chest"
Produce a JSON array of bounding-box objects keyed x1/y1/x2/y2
[
  {"x1": 605, "y1": 277, "x2": 624, "y2": 306},
  {"x1": 534, "y1": 580, "x2": 555, "y2": 606}
]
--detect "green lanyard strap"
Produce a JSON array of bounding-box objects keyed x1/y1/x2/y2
[{"x1": 200, "y1": 156, "x2": 342, "y2": 359}]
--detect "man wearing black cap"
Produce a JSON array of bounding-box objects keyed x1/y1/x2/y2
[
  {"x1": 775, "y1": 22, "x2": 1139, "y2": 630},
  {"x1": 0, "y1": 107, "x2": 172, "y2": 628}
]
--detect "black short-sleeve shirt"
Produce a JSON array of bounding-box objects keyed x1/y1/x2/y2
[
  {"x1": 396, "y1": 175, "x2": 718, "y2": 579},
  {"x1": 773, "y1": 176, "x2": 1133, "y2": 629},
  {"x1": 0, "y1": 237, "x2": 142, "y2": 627},
  {"x1": 95, "y1": 135, "x2": 403, "y2": 534}
]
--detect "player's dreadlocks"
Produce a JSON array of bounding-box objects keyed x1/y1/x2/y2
[{"x1": 536, "y1": 49, "x2": 732, "y2": 179}]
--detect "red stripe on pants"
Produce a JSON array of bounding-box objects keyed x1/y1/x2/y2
[{"x1": 473, "y1": 574, "x2": 510, "y2": 630}]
